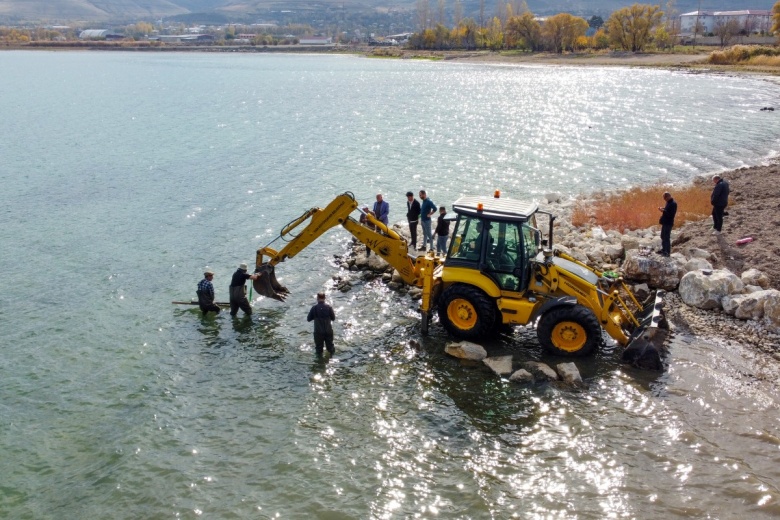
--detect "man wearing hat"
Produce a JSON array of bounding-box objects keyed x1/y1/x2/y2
[
  {"x1": 196, "y1": 268, "x2": 220, "y2": 315},
  {"x1": 229, "y1": 263, "x2": 259, "y2": 317}
]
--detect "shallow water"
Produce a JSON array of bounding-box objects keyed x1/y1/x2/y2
[{"x1": 1, "y1": 51, "x2": 780, "y2": 518}]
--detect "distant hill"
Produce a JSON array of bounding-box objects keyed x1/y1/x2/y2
[{"x1": 0, "y1": 0, "x2": 774, "y2": 24}]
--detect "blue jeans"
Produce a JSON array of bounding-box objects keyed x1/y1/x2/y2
[
  {"x1": 436, "y1": 235, "x2": 449, "y2": 254},
  {"x1": 421, "y1": 219, "x2": 433, "y2": 249}
]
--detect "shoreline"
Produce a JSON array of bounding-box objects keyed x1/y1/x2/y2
[{"x1": 6, "y1": 42, "x2": 780, "y2": 77}]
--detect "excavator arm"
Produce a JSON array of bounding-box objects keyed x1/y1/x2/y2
[{"x1": 253, "y1": 192, "x2": 438, "y2": 302}]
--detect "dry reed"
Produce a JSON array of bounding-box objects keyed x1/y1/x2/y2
[{"x1": 571, "y1": 184, "x2": 712, "y2": 231}]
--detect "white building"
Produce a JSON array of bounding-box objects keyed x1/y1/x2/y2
[
  {"x1": 299, "y1": 36, "x2": 332, "y2": 45},
  {"x1": 680, "y1": 10, "x2": 773, "y2": 35}
]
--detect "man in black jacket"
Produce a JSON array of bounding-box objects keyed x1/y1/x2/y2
[
  {"x1": 711, "y1": 175, "x2": 730, "y2": 235},
  {"x1": 307, "y1": 292, "x2": 336, "y2": 356},
  {"x1": 229, "y1": 263, "x2": 258, "y2": 317},
  {"x1": 658, "y1": 192, "x2": 677, "y2": 257},
  {"x1": 406, "y1": 191, "x2": 421, "y2": 250}
]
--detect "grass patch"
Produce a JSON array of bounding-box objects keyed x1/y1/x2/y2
[
  {"x1": 571, "y1": 184, "x2": 711, "y2": 231},
  {"x1": 707, "y1": 45, "x2": 780, "y2": 65}
]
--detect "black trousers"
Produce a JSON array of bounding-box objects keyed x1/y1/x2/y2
[
  {"x1": 660, "y1": 224, "x2": 672, "y2": 256},
  {"x1": 199, "y1": 303, "x2": 221, "y2": 315},
  {"x1": 229, "y1": 286, "x2": 252, "y2": 316},
  {"x1": 314, "y1": 331, "x2": 335, "y2": 354},
  {"x1": 712, "y1": 205, "x2": 726, "y2": 231},
  {"x1": 408, "y1": 220, "x2": 418, "y2": 248}
]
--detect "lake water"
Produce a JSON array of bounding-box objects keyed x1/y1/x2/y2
[{"x1": 1, "y1": 50, "x2": 780, "y2": 519}]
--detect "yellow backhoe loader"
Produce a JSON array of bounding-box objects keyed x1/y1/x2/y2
[{"x1": 253, "y1": 191, "x2": 667, "y2": 369}]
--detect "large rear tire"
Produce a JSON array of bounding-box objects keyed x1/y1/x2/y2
[
  {"x1": 437, "y1": 284, "x2": 497, "y2": 340},
  {"x1": 537, "y1": 305, "x2": 601, "y2": 357}
]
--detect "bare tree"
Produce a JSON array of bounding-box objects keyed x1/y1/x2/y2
[
  {"x1": 713, "y1": 18, "x2": 740, "y2": 47},
  {"x1": 416, "y1": 0, "x2": 431, "y2": 31},
  {"x1": 454, "y1": 0, "x2": 463, "y2": 27},
  {"x1": 438, "y1": 0, "x2": 447, "y2": 26}
]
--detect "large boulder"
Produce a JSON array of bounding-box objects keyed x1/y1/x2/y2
[
  {"x1": 679, "y1": 269, "x2": 744, "y2": 310},
  {"x1": 741, "y1": 268, "x2": 771, "y2": 289},
  {"x1": 622, "y1": 250, "x2": 681, "y2": 290},
  {"x1": 722, "y1": 289, "x2": 780, "y2": 327},
  {"x1": 367, "y1": 254, "x2": 390, "y2": 273},
  {"x1": 556, "y1": 362, "x2": 583, "y2": 386}
]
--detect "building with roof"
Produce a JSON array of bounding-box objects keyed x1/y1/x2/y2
[
  {"x1": 680, "y1": 10, "x2": 773, "y2": 35},
  {"x1": 299, "y1": 36, "x2": 332, "y2": 45},
  {"x1": 79, "y1": 29, "x2": 125, "y2": 40}
]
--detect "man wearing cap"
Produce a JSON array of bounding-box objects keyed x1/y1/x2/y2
[
  {"x1": 229, "y1": 263, "x2": 259, "y2": 317},
  {"x1": 196, "y1": 269, "x2": 220, "y2": 315},
  {"x1": 307, "y1": 292, "x2": 336, "y2": 356},
  {"x1": 406, "y1": 191, "x2": 421, "y2": 250}
]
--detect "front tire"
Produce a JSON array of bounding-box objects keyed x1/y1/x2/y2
[
  {"x1": 437, "y1": 284, "x2": 497, "y2": 340},
  {"x1": 537, "y1": 305, "x2": 601, "y2": 357}
]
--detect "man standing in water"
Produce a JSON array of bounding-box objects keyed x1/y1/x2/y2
[
  {"x1": 658, "y1": 192, "x2": 677, "y2": 257},
  {"x1": 197, "y1": 268, "x2": 220, "y2": 315},
  {"x1": 711, "y1": 175, "x2": 730, "y2": 235},
  {"x1": 307, "y1": 292, "x2": 336, "y2": 356},
  {"x1": 419, "y1": 190, "x2": 437, "y2": 251},
  {"x1": 229, "y1": 263, "x2": 258, "y2": 317}
]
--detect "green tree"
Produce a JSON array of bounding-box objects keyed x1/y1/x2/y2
[
  {"x1": 505, "y1": 12, "x2": 542, "y2": 50},
  {"x1": 589, "y1": 15, "x2": 604, "y2": 29},
  {"x1": 541, "y1": 13, "x2": 588, "y2": 53},
  {"x1": 606, "y1": 3, "x2": 664, "y2": 52}
]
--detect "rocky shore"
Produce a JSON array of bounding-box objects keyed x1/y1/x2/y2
[{"x1": 332, "y1": 161, "x2": 780, "y2": 369}]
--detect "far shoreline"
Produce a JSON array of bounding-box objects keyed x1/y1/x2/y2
[{"x1": 5, "y1": 41, "x2": 780, "y2": 77}]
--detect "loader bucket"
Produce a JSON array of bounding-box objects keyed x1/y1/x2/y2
[
  {"x1": 253, "y1": 264, "x2": 289, "y2": 302},
  {"x1": 621, "y1": 290, "x2": 668, "y2": 370}
]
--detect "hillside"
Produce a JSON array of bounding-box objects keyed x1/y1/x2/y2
[{"x1": 0, "y1": 0, "x2": 774, "y2": 27}]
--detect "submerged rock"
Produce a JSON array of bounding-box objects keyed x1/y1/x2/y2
[
  {"x1": 445, "y1": 340, "x2": 487, "y2": 360},
  {"x1": 509, "y1": 369, "x2": 534, "y2": 384},
  {"x1": 483, "y1": 356, "x2": 514, "y2": 376},
  {"x1": 522, "y1": 361, "x2": 558, "y2": 381},
  {"x1": 556, "y1": 362, "x2": 584, "y2": 386}
]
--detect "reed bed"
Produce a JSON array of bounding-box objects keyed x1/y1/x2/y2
[{"x1": 571, "y1": 184, "x2": 712, "y2": 231}]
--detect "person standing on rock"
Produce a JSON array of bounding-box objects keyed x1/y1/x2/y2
[
  {"x1": 229, "y1": 263, "x2": 258, "y2": 317},
  {"x1": 405, "y1": 191, "x2": 421, "y2": 250},
  {"x1": 711, "y1": 175, "x2": 730, "y2": 235},
  {"x1": 658, "y1": 192, "x2": 677, "y2": 257},
  {"x1": 197, "y1": 268, "x2": 220, "y2": 315},
  {"x1": 419, "y1": 190, "x2": 437, "y2": 251},
  {"x1": 307, "y1": 292, "x2": 336, "y2": 356},
  {"x1": 372, "y1": 193, "x2": 389, "y2": 226},
  {"x1": 435, "y1": 205, "x2": 450, "y2": 255}
]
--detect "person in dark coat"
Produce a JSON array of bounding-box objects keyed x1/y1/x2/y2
[
  {"x1": 307, "y1": 292, "x2": 336, "y2": 356},
  {"x1": 658, "y1": 192, "x2": 677, "y2": 257},
  {"x1": 229, "y1": 263, "x2": 258, "y2": 317},
  {"x1": 196, "y1": 268, "x2": 220, "y2": 315},
  {"x1": 711, "y1": 175, "x2": 730, "y2": 234},
  {"x1": 435, "y1": 206, "x2": 450, "y2": 255},
  {"x1": 406, "y1": 191, "x2": 421, "y2": 249}
]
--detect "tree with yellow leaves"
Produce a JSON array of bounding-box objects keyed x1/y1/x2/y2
[
  {"x1": 541, "y1": 13, "x2": 588, "y2": 53},
  {"x1": 505, "y1": 12, "x2": 542, "y2": 50},
  {"x1": 606, "y1": 4, "x2": 663, "y2": 52},
  {"x1": 772, "y1": 1, "x2": 780, "y2": 36}
]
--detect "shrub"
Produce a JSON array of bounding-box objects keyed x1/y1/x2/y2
[
  {"x1": 571, "y1": 184, "x2": 711, "y2": 231},
  {"x1": 707, "y1": 45, "x2": 780, "y2": 65}
]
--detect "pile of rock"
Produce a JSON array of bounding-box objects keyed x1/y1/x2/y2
[{"x1": 444, "y1": 340, "x2": 585, "y2": 388}]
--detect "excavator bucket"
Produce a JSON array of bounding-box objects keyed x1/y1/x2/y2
[
  {"x1": 253, "y1": 264, "x2": 289, "y2": 302},
  {"x1": 621, "y1": 290, "x2": 668, "y2": 370}
]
